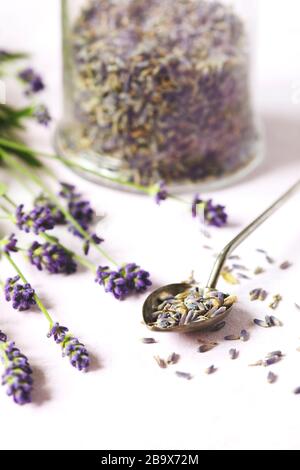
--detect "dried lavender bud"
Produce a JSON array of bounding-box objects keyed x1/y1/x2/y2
[
  {"x1": 16, "y1": 204, "x2": 56, "y2": 234},
  {"x1": 47, "y1": 323, "x2": 90, "y2": 372},
  {"x1": 34, "y1": 104, "x2": 51, "y2": 126},
  {"x1": 141, "y1": 338, "x2": 157, "y2": 344},
  {"x1": 154, "y1": 356, "x2": 167, "y2": 369},
  {"x1": 253, "y1": 318, "x2": 270, "y2": 328},
  {"x1": 167, "y1": 353, "x2": 180, "y2": 365},
  {"x1": 280, "y1": 261, "x2": 292, "y2": 270},
  {"x1": 250, "y1": 288, "x2": 268, "y2": 301},
  {"x1": 205, "y1": 365, "x2": 217, "y2": 375},
  {"x1": 0, "y1": 334, "x2": 33, "y2": 405},
  {"x1": 224, "y1": 334, "x2": 240, "y2": 341},
  {"x1": 3, "y1": 234, "x2": 18, "y2": 254},
  {"x1": 254, "y1": 266, "x2": 264, "y2": 275},
  {"x1": 28, "y1": 241, "x2": 77, "y2": 275},
  {"x1": 240, "y1": 330, "x2": 250, "y2": 342},
  {"x1": 4, "y1": 276, "x2": 36, "y2": 311},
  {"x1": 19, "y1": 67, "x2": 45, "y2": 95},
  {"x1": 267, "y1": 372, "x2": 277, "y2": 384},
  {"x1": 198, "y1": 344, "x2": 216, "y2": 353},
  {"x1": 192, "y1": 194, "x2": 203, "y2": 218},
  {"x1": 175, "y1": 371, "x2": 192, "y2": 380},
  {"x1": 229, "y1": 348, "x2": 239, "y2": 360},
  {"x1": 263, "y1": 356, "x2": 281, "y2": 367},
  {"x1": 269, "y1": 294, "x2": 282, "y2": 310},
  {"x1": 210, "y1": 321, "x2": 226, "y2": 332},
  {"x1": 294, "y1": 387, "x2": 300, "y2": 395}
]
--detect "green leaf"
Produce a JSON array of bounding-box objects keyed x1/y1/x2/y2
[
  {"x1": 0, "y1": 138, "x2": 42, "y2": 167},
  {"x1": 0, "y1": 51, "x2": 28, "y2": 64},
  {"x1": 0, "y1": 182, "x2": 8, "y2": 197}
]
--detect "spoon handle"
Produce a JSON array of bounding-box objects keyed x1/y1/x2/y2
[{"x1": 207, "y1": 179, "x2": 300, "y2": 289}]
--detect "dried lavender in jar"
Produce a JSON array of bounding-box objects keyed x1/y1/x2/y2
[{"x1": 69, "y1": 0, "x2": 257, "y2": 186}]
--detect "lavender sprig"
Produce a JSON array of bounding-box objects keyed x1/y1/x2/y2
[
  {"x1": 192, "y1": 195, "x2": 228, "y2": 227},
  {"x1": 47, "y1": 323, "x2": 90, "y2": 372},
  {"x1": 1, "y1": 251, "x2": 90, "y2": 372},
  {"x1": 0, "y1": 332, "x2": 33, "y2": 405}
]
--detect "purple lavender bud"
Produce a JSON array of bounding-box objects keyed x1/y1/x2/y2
[
  {"x1": 0, "y1": 339, "x2": 33, "y2": 405},
  {"x1": 34, "y1": 194, "x2": 66, "y2": 225},
  {"x1": 204, "y1": 200, "x2": 228, "y2": 227},
  {"x1": 47, "y1": 323, "x2": 90, "y2": 372},
  {"x1": 3, "y1": 234, "x2": 18, "y2": 254},
  {"x1": 95, "y1": 266, "x2": 130, "y2": 300},
  {"x1": 83, "y1": 234, "x2": 104, "y2": 256},
  {"x1": 16, "y1": 204, "x2": 56, "y2": 234},
  {"x1": 34, "y1": 104, "x2": 51, "y2": 126},
  {"x1": 124, "y1": 263, "x2": 152, "y2": 293},
  {"x1": 155, "y1": 181, "x2": 168, "y2": 205},
  {"x1": 19, "y1": 67, "x2": 45, "y2": 95},
  {"x1": 4, "y1": 276, "x2": 36, "y2": 311},
  {"x1": 28, "y1": 241, "x2": 77, "y2": 275}
]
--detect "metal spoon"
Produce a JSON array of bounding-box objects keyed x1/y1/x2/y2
[{"x1": 143, "y1": 180, "x2": 300, "y2": 333}]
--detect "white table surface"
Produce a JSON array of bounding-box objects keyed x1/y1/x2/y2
[{"x1": 0, "y1": 0, "x2": 300, "y2": 451}]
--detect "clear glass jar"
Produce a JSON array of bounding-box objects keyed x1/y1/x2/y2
[{"x1": 57, "y1": 0, "x2": 262, "y2": 191}]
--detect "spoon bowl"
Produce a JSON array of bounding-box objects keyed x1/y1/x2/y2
[{"x1": 143, "y1": 282, "x2": 233, "y2": 333}]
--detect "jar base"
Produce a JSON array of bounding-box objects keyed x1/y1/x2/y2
[{"x1": 54, "y1": 121, "x2": 264, "y2": 194}]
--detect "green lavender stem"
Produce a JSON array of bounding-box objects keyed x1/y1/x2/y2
[
  {"x1": 3, "y1": 252, "x2": 53, "y2": 326},
  {"x1": 0, "y1": 148, "x2": 117, "y2": 265}
]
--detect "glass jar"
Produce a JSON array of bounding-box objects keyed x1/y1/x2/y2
[{"x1": 57, "y1": 0, "x2": 262, "y2": 192}]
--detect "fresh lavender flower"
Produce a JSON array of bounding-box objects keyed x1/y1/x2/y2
[
  {"x1": 19, "y1": 67, "x2": 45, "y2": 95},
  {"x1": 16, "y1": 204, "x2": 56, "y2": 234},
  {"x1": 47, "y1": 323, "x2": 90, "y2": 372},
  {"x1": 3, "y1": 234, "x2": 18, "y2": 254},
  {"x1": 34, "y1": 193, "x2": 66, "y2": 225},
  {"x1": 95, "y1": 263, "x2": 151, "y2": 300},
  {"x1": 34, "y1": 104, "x2": 51, "y2": 126},
  {"x1": 95, "y1": 266, "x2": 130, "y2": 300},
  {"x1": 155, "y1": 181, "x2": 168, "y2": 205},
  {"x1": 204, "y1": 199, "x2": 228, "y2": 227},
  {"x1": 0, "y1": 334, "x2": 33, "y2": 405},
  {"x1": 4, "y1": 275, "x2": 36, "y2": 311},
  {"x1": 28, "y1": 241, "x2": 77, "y2": 275},
  {"x1": 124, "y1": 263, "x2": 152, "y2": 293}
]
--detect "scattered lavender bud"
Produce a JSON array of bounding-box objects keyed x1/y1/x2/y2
[
  {"x1": 154, "y1": 356, "x2": 167, "y2": 369},
  {"x1": 279, "y1": 261, "x2": 292, "y2": 270},
  {"x1": 0, "y1": 333, "x2": 33, "y2": 405},
  {"x1": 269, "y1": 294, "x2": 282, "y2": 310},
  {"x1": 175, "y1": 371, "x2": 192, "y2": 380},
  {"x1": 141, "y1": 338, "x2": 157, "y2": 344},
  {"x1": 229, "y1": 348, "x2": 239, "y2": 360},
  {"x1": 294, "y1": 387, "x2": 300, "y2": 395},
  {"x1": 254, "y1": 266, "x2": 264, "y2": 275},
  {"x1": 47, "y1": 323, "x2": 90, "y2": 372},
  {"x1": 240, "y1": 329, "x2": 250, "y2": 342},
  {"x1": 192, "y1": 194, "x2": 203, "y2": 218},
  {"x1": 205, "y1": 365, "x2": 217, "y2": 375},
  {"x1": 4, "y1": 275, "x2": 36, "y2": 311},
  {"x1": 167, "y1": 353, "x2": 180, "y2": 365},
  {"x1": 267, "y1": 372, "x2": 277, "y2": 384},
  {"x1": 28, "y1": 241, "x2": 77, "y2": 275},
  {"x1": 224, "y1": 334, "x2": 240, "y2": 341},
  {"x1": 16, "y1": 204, "x2": 56, "y2": 234}
]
